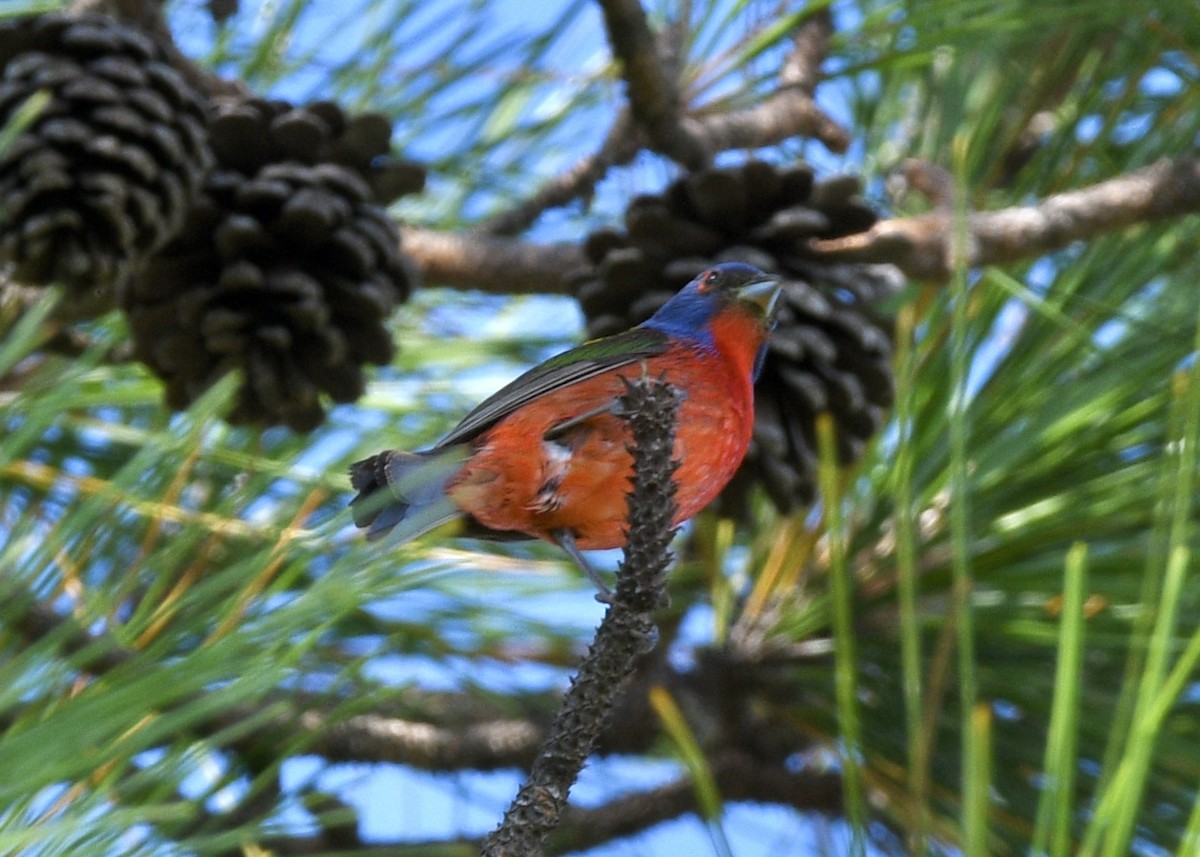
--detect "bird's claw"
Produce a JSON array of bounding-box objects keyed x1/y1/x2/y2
[{"x1": 553, "y1": 528, "x2": 615, "y2": 602}]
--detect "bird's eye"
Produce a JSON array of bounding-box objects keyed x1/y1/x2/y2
[{"x1": 700, "y1": 270, "x2": 720, "y2": 291}]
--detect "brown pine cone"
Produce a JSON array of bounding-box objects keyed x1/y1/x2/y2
[
  {"x1": 123, "y1": 98, "x2": 424, "y2": 431},
  {"x1": 0, "y1": 12, "x2": 212, "y2": 312},
  {"x1": 206, "y1": 96, "x2": 424, "y2": 205}
]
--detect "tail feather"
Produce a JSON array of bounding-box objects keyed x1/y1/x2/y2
[{"x1": 349, "y1": 447, "x2": 469, "y2": 543}]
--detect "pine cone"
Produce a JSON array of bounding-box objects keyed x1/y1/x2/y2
[
  {"x1": 571, "y1": 161, "x2": 900, "y2": 512},
  {"x1": 0, "y1": 13, "x2": 212, "y2": 311},
  {"x1": 124, "y1": 98, "x2": 423, "y2": 431},
  {"x1": 206, "y1": 96, "x2": 424, "y2": 206}
]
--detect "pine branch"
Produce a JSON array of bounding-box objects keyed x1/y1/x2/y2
[
  {"x1": 478, "y1": 7, "x2": 847, "y2": 237},
  {"x1": 547, "y1": 752, "x2": 845, "y2": 854},
  {"x1": 58, "y1": 2, "x2": 1198, "y2": 295},
  {"x1": 595, "y1": 1, "x2": 850, "y2": 170},
  {"x1": 480, "y1": 374, "x2": 681, "y2": 856},
  {"x1": 296, "y1": 709, "x2": 544, "y2": 771},
  {"x1": 411, "y1": 155, "x2": 1200, "y2": 292},
  {"x1": 783, "y1": 6, "x2": 832, "y2": 93},
  {"x1": 478, "y1": 110, "x2": 642, "y2": 237},
  {"x1": 811, "y1": 155, "x2": 1200, "y2": 282},
  {"x1": 402, "y1": 227, "x2": 584, "y2": 294},
  {"x1": 687, "y1": 6, "x2": 849, "y2": 156},
  {"x1": 596, "y1": 0, "x2": 707, "y2": 169},
  {"x1": 254, "y1": 753, "x2": 844, "y2": 856}
]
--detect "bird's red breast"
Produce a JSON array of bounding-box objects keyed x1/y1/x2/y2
[
  {"x1": 447, "y1": 305, "x2": 765, "y2": 550},
  {"x1": 349, "y1": 262, "x2": 782, "y2": 562}
]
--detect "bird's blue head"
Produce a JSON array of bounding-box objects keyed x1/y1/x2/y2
[{"x1": 642, "y1": 263, "x2": 782, "y2": 351}]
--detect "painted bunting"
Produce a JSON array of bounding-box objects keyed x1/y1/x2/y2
[{"x1": 350, "y1": 262, "x2": 781, "y2": 587}]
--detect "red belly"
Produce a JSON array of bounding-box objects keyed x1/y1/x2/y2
[{"x1": 447, "y1": 351, "x2": 753, "y2": 550}]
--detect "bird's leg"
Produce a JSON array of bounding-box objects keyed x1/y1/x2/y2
[
  {"x1": 544, "y1": 400, "x2": 622, "y2": 440},
  {"x1": 553, "y1": 528, "x2": 614, "y2": 604}
]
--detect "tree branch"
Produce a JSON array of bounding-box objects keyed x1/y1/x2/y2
[
  {"x1": 691, "y1": 8, "x2": 849, "y2": 155},
  {"x1": 402, "y1": 227, "x2": 584, "y2": 294},
  {"x1": 297, "y1": 709, "x2": 543, "y2": 771},
  {"x1": 595, "y1": 1, "x2": 851, "y2": 171},
  {"x1": 408, "y1": 155, "x2": 1200, "y2": 295},
  {"x1": 478, "y1": 110, "x2": 642, "y2": 237},
  {"x1": 811, "y1": 155, "x2": 1200, "y2": 282},
  {"x1": 597, "y1": 0, "x2": 708, "y2": 169},
  {"x1": 480, "y1": 6, "x2": 849, "y2": 237},
  {"x1": 257, "y1": 753, "x2": 845, "y2": 856},
  {"x1": 481, "y1": 374, "x2": 682, "y2": 856},
  {"x1": 783, "y1": 7, "x2": 832, "y2": 93},
  {"x1": 690, "y1": 80, "x2": 850, "y2": 157},
  {"x1": 548, "y1": 752, "x2": 844, "y2": 854}
]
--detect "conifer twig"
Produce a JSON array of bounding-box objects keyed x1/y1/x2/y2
[
  {"x1": 478, "y1": 110, "x2": 641, "y2": 237},
  {"x1": 480, "y1": 374, "x2": 681, "y2": 856}
]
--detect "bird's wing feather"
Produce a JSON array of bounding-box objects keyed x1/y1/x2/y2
[{"x1": 436, "y1": 326, "x2": 670, "y2": 447}]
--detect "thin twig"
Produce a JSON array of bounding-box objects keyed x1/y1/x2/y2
[
  {"x1": 479, "y1": 111, "x2": 642, "y2": 237},
  {"x1": 689, "y1": 80, "x2": 850, "y2": 156},
  {"x1": 480, "y1": 374, "x2": 681, "y2": 856}
]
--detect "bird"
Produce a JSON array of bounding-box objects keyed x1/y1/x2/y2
[{"x1": 350, "y1": 262, "x2": 782, "y2": 592}]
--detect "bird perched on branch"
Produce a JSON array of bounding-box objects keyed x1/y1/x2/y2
[{"x1": 350, "y1": 262, "x2": 782, "y2": 591}]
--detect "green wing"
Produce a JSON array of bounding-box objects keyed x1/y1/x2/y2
[{"x1": 435, "y1": 326, "x2": 670, "y2": 448}]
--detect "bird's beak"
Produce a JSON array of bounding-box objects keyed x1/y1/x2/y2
[{"x1": 737, "y1": 277, "x2": 783, "y2": 320}]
